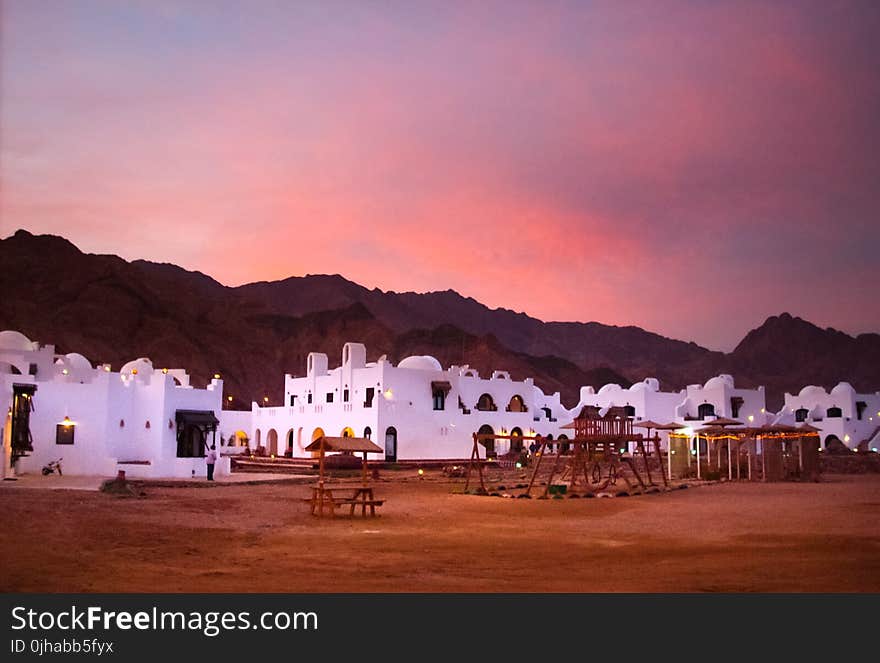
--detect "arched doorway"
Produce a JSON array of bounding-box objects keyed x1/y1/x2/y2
[
  {"x1": 478, "y1": 424, "x2": 495, "y2": 458},
  {"x1": 363, "y1": 426, "x2": 372, "y2": 440},
  {"x1": 253, "y1": 429, "x2": 261, "y2": 451},
  {"x1": 510, "y1": 427, "x2": 524, "y2": 453},
  {"x1": 267, "y1": 429, "x2": 278, "y2": 456},
  {"x1": 310, "y1": 427, "x2": 325, "y2": 458},
  {"x1": 341, "y1": 426, "x2": 355, "y2": 438},
  {"x1": 384, "y1": 427, "x2": 398, "y2": 462},
  {"x1": 558, "y1": 434, "x2": 570, "y2": 455},
  {"x1": 286, "y1": 429, "x2": 295, "y2": 456}
]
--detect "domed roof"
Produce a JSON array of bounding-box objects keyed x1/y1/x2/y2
[
  {"x1": 831, "y1": 382, "x2": 855, "y2": 396},
  {"x1": 397, "y1": 355, "x2": 442, "y2": 371},
  {"x1": 598, "y1": 383, "x2": 623, "y2": 395},
  {"x1": 798, "y1": 385, "x2": 827, "y2": 399},
  {"x1": 0, "y1": 330, "x2": 33, "y2": 352},
  {"x1": 704, "y1": 374, "x2": 734, "y2": 390},
  {"x1": 120, "y1": 357, "x2": 153, "y2": 376},
  {"x1": 64, "y1": 353, "x2": 93, "y2": 373}
]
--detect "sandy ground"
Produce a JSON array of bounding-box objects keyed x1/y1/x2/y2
[{"x1": 1, "y1": 472, "x2": 878, "y2": 592}]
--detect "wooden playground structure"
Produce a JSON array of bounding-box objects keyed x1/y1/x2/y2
[{"x1": 465, "y1": 406, "x2": 673, "y2": 497}]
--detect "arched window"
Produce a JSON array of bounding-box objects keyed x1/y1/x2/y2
[
  {"x1": 363, "y1": 426, "x2": 372, "y2": 440},
  {"x1": 384, "y1": 427, "x2": 398, "y2": 462},
  {"x1": 698, "y1": 403, "x2": 716, "y2": 419},
  {"x1": 541, "y1": 407, "x2": 552, "y2": 419},
  {"x1": 507, "y1": 395, "x2": 527, "y2": 413},
  {"x1": 476, "y1": 394, "x2": 496, "y2": 412},
  {"x1": 794, "y1": 408, "x2": 809, "y2": 423},
  {"x1": 341, "y1": 426, "x2": 354, "y2": 438},
  {"x1": 826, "y1": 406, "x2": 842, "y2": 418}
]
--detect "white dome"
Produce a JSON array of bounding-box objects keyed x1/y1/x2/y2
[
  {"x1": 831, "y1": 382, "x2": 855, "y2": 396},
  {"x1": 704, "y1": 374, "x2": 734, "y2": 390},
  {"x1": 397, "y1": 355, "x2": 442, "y2": 371},
  {"x1": 0, "y1": 330, "x2": 33, "y2": 351},
  {"x1": 798, "y1": 385, "x2": 827, "y2": 399},
  {"x1": 598, "y1": 383, "x2": 623, "y2": 395},
  {"x1": 64, "y1": 353, "x2": 93, "y2": 372},
  {"x1": 120, "y1": 357, "x2": 153, "y2": 376}
]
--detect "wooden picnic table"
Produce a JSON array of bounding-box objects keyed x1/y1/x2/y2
[{"x1": 309, "y1": 484, "x2": 384, "y2": 518}]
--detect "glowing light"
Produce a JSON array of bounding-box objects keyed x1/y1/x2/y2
[
  {"x1": 227, "y1": 395, "x2": 233, "y2": 402},
  {"x1": 872, "y1": 448, "x2": 878, "y2": 453},
  {"x1": 515, "y1": 462, "x2": 522, "y2": 469},
  {"x1": 690, "y1": 449, "x2": 696, "y2": 456},
  {"x1": 104, "y1": 365, "x2": 111, "y2": 372},
  {"x1": 384, "y1": 388, "x2": 393, "y2": 399},
  {"x1": 417, "y1": 468, "x2": 424, "y2": 476},
  {"x1": 760, "y1": 408, "x2": 765, "y2": 413},
  {"x1": 131, "y1": 368, "x2": 138, "y2": 375},
  {"x1": 61, "y1": 368, "x2": 69, "y2": 375},
  {"x1": 59, "y1": 416, "x2": 75, "y2": 427},
  {"x1": 748, "y1": 415, "x2": 754, "y2": 422},
  {"x1": 214, "y1": 373, "x2": 221, "y2": 379},
  {"x1": 844, "y1": 435, "x2": 850, "y2": 443},
  {"x1": 263, "y1": 396, "x2": 269, "y2": 403},
  {"x1": 162, "y1": 368, "x2": 168, "y2": 374},
  {"x1": 271, "y1": 454, "x2": 275, "y2": 459}
]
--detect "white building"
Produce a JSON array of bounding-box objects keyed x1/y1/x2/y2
[
  {"x1": 1, "y1": 330, "x2": 226, "y2": 479},
  {"x1": 775, "y1": 383, "x2": 880, "y2": 451},
  {"x1": 573, "y1": 374, "x2": 768, "y2": 449},
  {"x1": 241, "y1": 342, "x2": 572, "y2": 461}
]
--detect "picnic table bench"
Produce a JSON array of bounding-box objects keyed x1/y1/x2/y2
[{"x1": 307, "y1": 484, "x2": 385, "y2": 518}]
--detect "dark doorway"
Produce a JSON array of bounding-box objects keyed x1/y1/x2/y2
[
  {"x1": 478, "y1": 424, "x2": 495, "y2": 458},
  {"x1": 384, "y1": 427, "x2": 398, "y2": 462},
  {"x1": 10, "y1": 383, "x2": 37, "y2": 461},
  {"x1": 510, "y1": 427, "x2": 524, "y2": 453}
]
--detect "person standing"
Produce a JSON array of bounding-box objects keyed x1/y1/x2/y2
[{"x1": 205, "y1": 444, "x2": 218, "y2": 481}]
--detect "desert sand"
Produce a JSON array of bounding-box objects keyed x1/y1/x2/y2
[{"x1": 1, "y1": 472, "x2": 878, "y2": 592}]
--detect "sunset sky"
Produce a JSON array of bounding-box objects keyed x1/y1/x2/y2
[{"x1": 2, "y1": 1, "x2": 878, "y2": 350}]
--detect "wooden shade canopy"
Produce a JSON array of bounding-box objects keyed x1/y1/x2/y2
[{"x1": 303, "y1": 436, "x2": 384, "y2": 454}]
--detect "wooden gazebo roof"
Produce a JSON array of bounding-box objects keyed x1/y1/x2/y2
[{"x1": 303, "y1": 436, "x2": 384, "y2": 453}]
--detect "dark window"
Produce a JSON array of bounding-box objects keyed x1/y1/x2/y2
[
  {"x1": 506, "y1": 395, "x2": 527, "y2": 413},
  {"x1": 326, "y1": 393, "x2": 334, "y2": 404},
  {"x1": 730, "y1": 397, "x2": 744, "y2": 418},
  {"x1": 56, "y1": 423, "x2": 75, "y2": 445},
  {"x1": 289, "y1": 394, "x2": 296, "y2": 406},
  {"x1": 364, "y1": 426, "x2": 372, "y2": 440},
  {"x1": 856, "y1": 401, "x2": 867, "y2": 421},
  {"x1": 795, "y1": 408, "x2": 809, "y2": 423},
  {"x1": 307, "y1": 393, "x2": 313, "y2": 404},
  {"x1": 28, "y1": 363, "x2": 38, "y2": 376},
  {"x1": 343, "y1": 389, "x2": 349, "y2": 402},
  {"x1": 698, "y1": 403, "x2": 716, "y2": 419},
  {"x1": 826, "y1": 406, "x2": 842, "y2": 418},
  {"x1": 364, "y1": 388, "x2": 375, "y2": 408},
  {"x1": 623, "y1": 405, "x2": 636, "y2": 417},
  {"x1": 432, "y1": 388, "x2": 446, "y2": 411}
]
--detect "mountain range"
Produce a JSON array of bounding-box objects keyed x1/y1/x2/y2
[{"x1": 2, "y1": 229, "x2": 878, "y2": 411}]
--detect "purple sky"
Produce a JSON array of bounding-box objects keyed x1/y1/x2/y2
[{"x1": 2, "y1": 0, "x2": 879, "y2": 350}]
